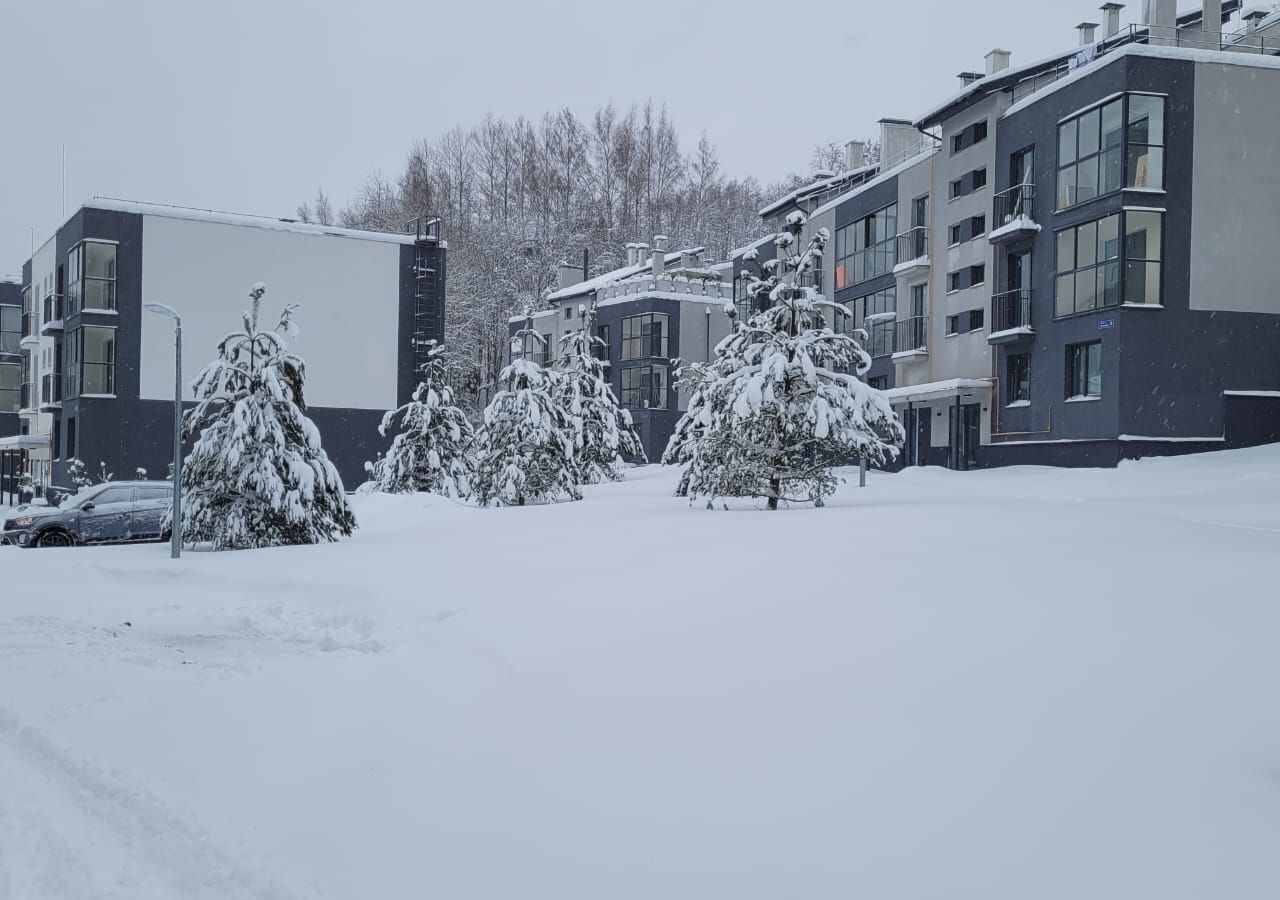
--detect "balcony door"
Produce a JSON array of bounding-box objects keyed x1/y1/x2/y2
[{"x1": 1007, "y1": 249, "x2": 1032, "y2": 294}]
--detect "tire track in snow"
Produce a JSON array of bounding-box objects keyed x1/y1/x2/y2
[{"x1": 0, "y1": 708, "x2": 311, "y2": 900}]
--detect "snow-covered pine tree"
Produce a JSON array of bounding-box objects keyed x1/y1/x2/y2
[
  {"x1": 471, "y1": 321, "x2": 580, "y2": 506},
  {"x1": 551, "y1": 302, "x2": 645, "y2": 483},
  {"x1": 366, "y1": 341, "x2": 475, "y2": 496},
  {"x1": 178, "y1": 283, "x2": 356, "y2": 549},
  {"x1": 663, "y1": 211, "x2": 903, "y2": 509}
]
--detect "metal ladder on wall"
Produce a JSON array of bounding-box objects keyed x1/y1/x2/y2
[{"x1": 407, "y1": 215, "x2": 443, "y2": 373}]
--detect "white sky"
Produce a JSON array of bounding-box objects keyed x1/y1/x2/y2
[{"x1": 1, "y1": 0, "x2": 1146, "y2": 274}]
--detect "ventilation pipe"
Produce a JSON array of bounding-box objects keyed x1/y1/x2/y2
[
  {"x1": 958, "y1": 71, "x2": 985, "y2": 86},
  {"x1": 1143, "y1": 0, "x2": 1176, "y2": 46},
  {"x1": 1077, "y1": 21, "x2": 1100, "y2": 45},
  {"x1": 985, "y1": 48, "x2": 1012, "y2": 75},
  {"x1": 1101, "y1": 2, "x2": 1125, "y2": 38},
  {"x1": 845, "y1": 140, "x2": 866, "y2": 170},
  {"x1": 1202, "y1": 0, "x2": 1223, "y2": 45}
]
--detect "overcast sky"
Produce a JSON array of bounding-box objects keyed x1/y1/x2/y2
[{"x1": 2, "y1": 0, "x2": 1130, "y2": 274}]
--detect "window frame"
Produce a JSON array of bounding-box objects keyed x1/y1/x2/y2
[
  {"x1": 67, "y1": 239, "x2": 119, "y2": 314},
  {"x1": 1054, "y1": 210, "x2": 1162, "y2": 318},
  {"x1": 619, "y1": 363, "x2": 669, "y2": 410},
  {"x1": 0, "y1": 304, "x2": 20, "y2": 354},
  {"x1": 620, "y1": 312, "x2": 669, "y2": 360},
  {"x1": 1066, "y1": 341, "x2": 1103, "y2": 399},
  {"x1": 66, "y1": 324, "x2": 118, "y2": 398},
  {"x1": 0, "y1": 361, "x2": 20, "y2": 413},
  {"x1": 834, "y1": 203, "x2": 898, "y2": 290},
  {"x1": 1056, "y1": 93, "x2": 1165, "y2": 212},
  {"x1": 1006, "y1": 353, "x2": 1031, "y2": 404}
]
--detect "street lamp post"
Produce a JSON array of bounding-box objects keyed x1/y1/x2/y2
[{"x1": 144, "y1": 303, "x2": 182, "y2": 559}]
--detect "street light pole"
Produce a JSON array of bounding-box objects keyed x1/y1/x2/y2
[{"x1": 145, "y1": 303, "x2": 183, "y2": 559}]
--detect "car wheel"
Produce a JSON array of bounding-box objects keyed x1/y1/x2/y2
[{"x1": 36, "y1": 530, "x2": 75, "y2": 548}]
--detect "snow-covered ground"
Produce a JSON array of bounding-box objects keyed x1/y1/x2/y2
[{"x1": 2, "y1": 449, "x2": 1279, "y2": 899}]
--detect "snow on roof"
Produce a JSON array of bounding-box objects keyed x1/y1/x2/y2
[
  {"x1": 758, "y1": 163, "x2": 880, "y2": 218},
  {"x1": 807, "y1": 147, "x2": 937, "y2": 221},
  {"x1": 1003, "y1": 42, "x2": 1280, "y2": 121},
  {"x1": 915, "y1": 48, "x2": 1076, "y2": 128},
  {"x1": 595, "y1": 291, "x2": 730, "y2": 310},
  {"x1": 84, "y1": 198, "x2": 420, "y2": 246},
  {"x1": 508, "y1": 309, "x2": 559, "y2": 324},
  {"x1": 0, "y1": 274, "x2": 22, "y2": 285},
  {"x1": 545, "y1": 247, "x2": 704, "y2": 302},
  {"x1": 730, "y1": 233, "x2": 775, "y2": 260},
  {"x1": 881, "y1": 378, "x2": 991, "y2": 402}
]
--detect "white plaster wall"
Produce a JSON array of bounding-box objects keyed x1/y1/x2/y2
[
  {"x1": 139, "y1": 216, "x2": 402, "y2": 409},
  {"x1": 1189, "y1": 62, "x2": 1280, "y2": 313}
]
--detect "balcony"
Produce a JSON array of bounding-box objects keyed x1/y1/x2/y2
[
  {"x1": 892, "y1": 316, "x2": 929, "y2": 361},
  {"x1": 20, "y1": 312, "x2": 39, "y2": 346},
  {"x1": 988, "y1": 184, "x2": 1040, "y2": 244},
  {"x1": 19, "y1": 381, "x2": 35, "y2": 413},
  {"x1": 40, "y1": 372, "x2": 62, "y2": 410},
  {"x1": 40, "y1": 295, "x2": 64, "y2": 334},
  {"x1": 989, "y1": 289, "x2": 1034, "y2": 344},
  {"x1": 893, "y1": 227, "x2": 929, "y2": 276}
]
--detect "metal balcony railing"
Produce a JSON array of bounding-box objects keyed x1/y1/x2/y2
[
  {"x1": 992, "y1": 289, "x2": 1034, "y2": 333},
  {"x1": 895, "y1": 315, "x2": 928, "y2": 353},
  {"x1": 895, "y1": 227, "x2": 929, "y2": 263},
  {"x1": 407, "y1": 215, "x2": 442, "y2": 242},
  {"x1": 993, "y1": 183, "x2": 1036, "y2": 229}
]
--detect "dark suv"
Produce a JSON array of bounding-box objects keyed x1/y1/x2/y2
[{"x1": 2, "y1": 481, "x2": 174, "y2": 548}]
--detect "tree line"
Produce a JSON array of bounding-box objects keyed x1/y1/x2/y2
[{"x1": 300, "y1": 102, "x2": 816, "y2": 413}]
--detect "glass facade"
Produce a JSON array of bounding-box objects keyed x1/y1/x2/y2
[
  {"x1": 620, "y1": 364, "x2": 668, "y2": 409},
  {"x1": 834, "y1": 204, "x2": 897, "y2": 290},
  {"x1": 621, "y1": 313, "x2": 668, "y2": 359},
  {"x1": 1055, "y1": 211, "x2": 1162, "y2": 317},
  {"x1": 1057, "y1": 94, "x2": 1165, "y2": 210},
  {"x1": 67, "y1": 241, "x2": 118, "y2": 314}
]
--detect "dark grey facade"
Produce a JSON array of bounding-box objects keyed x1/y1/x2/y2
[{"x1": 987, "y1": 52, "x2": 1280, "y2": 465}]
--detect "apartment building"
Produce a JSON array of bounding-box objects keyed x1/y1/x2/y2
[
  {"x1": 741, "y1": 0, "x2": 1280, "y2": 470},
  {"x1": 509, "y1": 240, "x2": 735, "y2": 462},
  {"x1": 0, "y1": 199, "x2": 446, "y2": 496}
]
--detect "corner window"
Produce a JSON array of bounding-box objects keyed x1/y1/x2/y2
[
  {"x1": 1057, "y1": 94, "x2": 1164, "y2": 210},
  {"x1": 0, "y1": 363, "x2": 19, "y2": 413},
  {"x1": 620, "y1": 313, "x2": 668, "y2": 359},
  {"x1": 834, "y1": 203, "x2": 897, "y2": 289},
  {"x1": 67, "y1": 241, "x2": 118, "y2": 314},
  {"x1": 1067, "y1": 341, "x2": 1102, "y2": 399},
  {"x1": 620, "y1": 364, "x2": 668, "y2": 410},
  {"x1": 0, "y1": 305, "x2": 19, "y2": 353},
  {"x1": 66, "y1": 325, "x2": 116, "y2": 397},
  {"x1": 593, "y1": 325, "x2": 610, "y2": 362},
  {"x1": 1006, "y1": 353, "x2": 1031, "y2": 404},
  {"x1": 1124, "y1": 212, "x2": 1163, "y2": 305},
  {"x1": 868, "y1": 375, "x2": 889, "y2": 391},
  {"x1": 1054, "y1": 211, "x2": 1161, "y2": 316}
]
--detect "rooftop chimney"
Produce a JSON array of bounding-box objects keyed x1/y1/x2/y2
[
  {"x1": 1101, "y1": 2, "x2": 1125, "y2": 38},
  {"x1": 1077, "y1": 21, "x2": 1100, "y2": 45},
  {"x1": 957, "y1": 71, "x2": 985, "y2": 86},
  {"x1": 845, "y1": 140, "x2": 866, "y2": 170},
  {"x1": 985, "y1": 48, "x2": 1012, "y2": 75},
  {"x1": 651, "y1": 237, "x2": 667, "y2": 278},
  {"x1": 879, "y1": 118, "x2": 922, "y2": 168},
  {"x1": 1202, "y1": 0, "x2": 1223, "y2": 44},
  {"x1": 557, "y1": 262, "x2": 585, "y2": 291},
  {"x1": 1143, "y1": 0, "x2": 1176, "y2": 45},
  {"x1": 625, "y1": 242, "x2": 637, "y2": 266}
]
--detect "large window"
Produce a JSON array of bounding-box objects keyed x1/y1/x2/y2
[
  {"x1": 593, "y1": 325, "x2": 610, "y2": 363},
  {"x1": 834, "y1": 203, "x2": 897, "y2": 289},
  {"x1": 1057, "y1": 94, "x2": 1165, "y2": 209},
  {"x1": 1067, "y1": 341, "x2": 1102, "y2": 399},
  {"x1": 1007, "y1": 353, "x2": 1031, "y2": 404},
  {"x1": 1055, "y1": 211, "x2": 1162, "y2": 316},
  {"x1": 1124, "y1": 211, "x2": 1163, "y2": 305},
  {"x1": 620, "y1": 364, "x2": 668, "y2": 409},
  {"x1": 621, "y1": 313, "x2": 668, "y2": 359},
  {"x1": 0, "y1": 363, "x2": 18, "y2": 412},
  {"x1": 66, "y1": 326, "x2": 116, "y2": 397},
  {"x1": 0, "y1": 305, "x2": 19, "y2": 353},
  {"x1": 67, "y1": 241, "x2": 118, "y2": 314}
]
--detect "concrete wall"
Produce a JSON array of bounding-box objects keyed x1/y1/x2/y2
[{"x1": 1189, "y1": 61, "x2": 1280, "y2": 313}]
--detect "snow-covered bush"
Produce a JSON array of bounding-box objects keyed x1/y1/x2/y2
[
  {"x1": 177, "y1": 283, "x2": 356, "y2": 549},
  {"x1": 471, "y1": 325, "x2": 579, "y2": 507},
  {"x1": 365, "y1": 342, "x2": 474, "y2": 497},
  {"x1": 663, "y1": 212, "x2": 903, "y2": 509},
  {"x1": 551, "y1": 303, "x2": 645, "y2": 483},
  {"x1": 65, "y1": 459, "x2": 93, "y2": 492}
]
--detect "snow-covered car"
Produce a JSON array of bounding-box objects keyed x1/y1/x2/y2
[{"x1": 2, "y1": 481, "x2": 174, "y2": 548}]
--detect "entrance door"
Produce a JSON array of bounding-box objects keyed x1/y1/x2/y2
[
  {"x1": 903, "y1": 407, "x2": 932, "y2": 467},
  {"x1": 948, "y1": 403, "x2": 981, "y2": 471}
]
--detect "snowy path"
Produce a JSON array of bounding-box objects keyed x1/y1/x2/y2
[
  {"x1": 2, "y1": 450, "x2": 1279, "y2": 899},
  {"x1": 0, "y1": 708, "x2": 307, "y2": 900}
]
